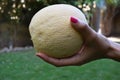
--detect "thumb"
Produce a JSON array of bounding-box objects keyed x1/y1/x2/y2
[{"x1": 70, "y1": 16, "x2": 97, "y2": 42}]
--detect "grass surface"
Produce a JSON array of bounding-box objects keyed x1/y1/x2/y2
[{"x1": 0, "y1": 49, "x2": 120, "y2": 80}]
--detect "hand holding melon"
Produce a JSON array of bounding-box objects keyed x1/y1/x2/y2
[{"x1": 29, "y1": 4, "x2": 111, "y2": 66}]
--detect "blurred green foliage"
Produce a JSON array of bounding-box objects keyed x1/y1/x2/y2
[
  {"x1": 105, "y1": 0, "x2": 120, "y2": 6},
  {"x1": 0, "y1": 0, "x2": 97, "y2": 26},
  {"x1": 0, "y1": 0, "x2": 119, "y2": 26},
  {"x1": 0, "y1": 0, "x2": 78, "y2": 26}
]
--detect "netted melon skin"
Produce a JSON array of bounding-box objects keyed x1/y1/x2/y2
[{"x1": 29, "y1": 4, "x2": 87, "y2": 58}]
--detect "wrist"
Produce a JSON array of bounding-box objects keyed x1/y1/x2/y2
[{"x1": 106, "y1": 41, "x2": 120, "y2": 61}]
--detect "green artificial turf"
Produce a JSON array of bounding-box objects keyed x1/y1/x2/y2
[{"x1": 0, "y1": 49, "x2": 120, "y2": 80}]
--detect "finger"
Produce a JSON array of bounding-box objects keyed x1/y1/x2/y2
[
  {"x1": 70, "y1": 16, "x2": 97, "y2": 42},
  {"x1": 36, "y1": 52, "x2": 84, "y2": 67}
]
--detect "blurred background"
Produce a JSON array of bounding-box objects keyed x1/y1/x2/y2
[
  {"x1": 0, "y1": 0, "x2": 120, "y2": 50},
  {"x1": 0, "y1": 0, "x2": 120, "y2": 80}
]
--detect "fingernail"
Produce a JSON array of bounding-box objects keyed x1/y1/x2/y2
[{"x1": 70, "y1": 17, "x2": 78, "y2": 23}]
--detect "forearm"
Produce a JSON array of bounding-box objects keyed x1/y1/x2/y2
[{"x1": 107, "y1": 41, "x2": 120, "y2": 61}]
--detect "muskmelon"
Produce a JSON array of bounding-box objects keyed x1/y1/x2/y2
[{"x1": 29, "y1": 4, "x2": 87, "y2": 58}]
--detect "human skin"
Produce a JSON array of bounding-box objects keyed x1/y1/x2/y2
[{"x1": 36, "y1": 16, "x2": 120, "y2": 67}]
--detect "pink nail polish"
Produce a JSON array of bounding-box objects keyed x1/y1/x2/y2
[{"x1": 70, "y1": 17, "x2": 78, "y2": 23}]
